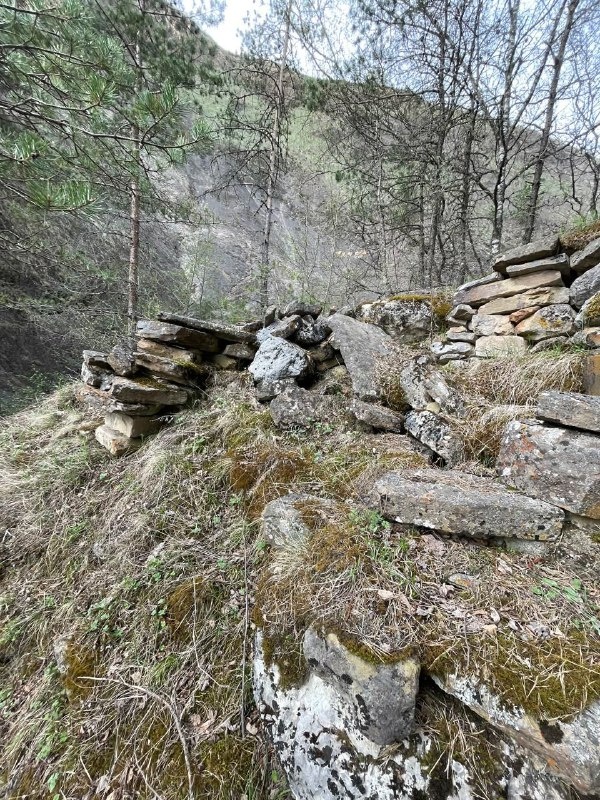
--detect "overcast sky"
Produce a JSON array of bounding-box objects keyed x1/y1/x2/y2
[{"x1": 205, "y1": 0, "x2": 257, "y2": 53}]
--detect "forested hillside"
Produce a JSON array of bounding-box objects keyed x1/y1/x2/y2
[{"x1": 2, "y1": 0, "x2": 600, "y2": 412}]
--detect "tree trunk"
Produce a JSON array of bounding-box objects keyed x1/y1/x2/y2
[
  {"x1": 522, "y1": 0, "x2": 579, "y2": 243},
  {"x1": 259, "y1": 0, "x2": 293, "y2": 311},
  {"x1": 127, "y1": 19, "x2": 143, "y2": 341}
]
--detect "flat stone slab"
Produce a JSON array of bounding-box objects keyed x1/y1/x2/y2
[
  {"x1": 505, "y1": 253, "x2": 569, "y2": 277},
  {"x1": 431, "y1": 672, "x2": 600, "y2": 795},
  {"x1": 537, "y1": 391, "x2": 600, "y2": 433},
  {"x1": 350, "y1": 399, "x2": 404, "y2": 432},
  {"x1": 475, "y1": 335, "x2": 527, "y2": 358},
  {"x1": 455, "y1": 271, "x2": 563, "y2": 308},
  {"x1": 327, "y1": 314, "x2": 392, "y2": 400},
  {"x1": 136, "y1": 320, "x2": 220, "y2": 352},
  {"x1": 94, "y1": 424, "x2": 141, "y2": 457},
  {"x1": 372, "y1": 468, "x2": 564, "y2": 540},
  {"x1": 492, "y1": 236, "x2": 559, "y2": 273},
  {"x1": 136, "y1": 338, "x2": 200, "y2": 365},
  {"x1": 109, "y1": 376, "x2": 188, "y2": 406},
  {"x1": 156, "y1": 312, "x2": 256, "y2": 343},
  {"x1": 497, "y1": 420, "x2": 600, "y2": 518},
  {"x1": 570, "y1": 237, "x2": 600, "y2": 274},
  {"x1": 583, "y1": 353, "x2": 600, "y2": 395},
  {"x1": 135, "y1": 351, "x2": 202, "y2": 385},
  {"x1": 514, "y1": 304, "x2": 575, "y2": 342},
  {"x1": 478, "y1": 286, "x2": 570, "y2": 315},
  {"x1": 470, "y1": 314, "x2": 514, "y2": 336}
]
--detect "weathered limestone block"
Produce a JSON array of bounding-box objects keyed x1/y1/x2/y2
[
  {"x1": 452, "y1": 273, "x2": 500, "y2": 306},
  {"x1": 404, "y1": 410, "x2": 465, "y2": 465},
  {"x1": 81, "y1": 363, "x2": 113, "y2": 391},
  {"x1": 356, "y1": 297, "x2": 434, "y2": 342},
  {"x1": 398, "y1": 356, "x2": 464, "y2": 416},
  {"x1": 575, "y1": 292, "x2": 600, "y2": 328},
  {"x1": 135, "y1": 351, "x2": 201, "y2": 385},
  {"x1": 350, "y1": 399, "x2": 404, "y2": 431},
  {"x1": 328, "y1": 314, "x2": 392, "y2": 400},
  {"x1": 303, "y1": 628, "x2": 420, "y2": 745},
  {"x1": 104, "y1": 412, "x2": 162, "y2": 438},
  {"x1": 431, "y1": 672, "x2": 600, "y2": 795},
  {"x1": 570, "y1": 264, "x2": 600, "y2": 309},
  {"x1": 83, "y1": 350, "x2": 111, "y2": 370},
  {"x1": 446, "y1": 327, "x2": 477, "y2": 344},
  {"x1": 497, "y1": 420, "x2": 600, "y2": 518},
  {"x1": 475, "y1": 335, "x2": 527, "y2": 358},
  {"x1": 492, "y1": 236, "x2": 559, "y2": 274},
  {"x1": 505, "y1": 253, "x2": 569, "y2": 277},
  {"x1": 583, "y1": 353, "x2": 600, "y2": 395},
  {"x1": 254, "y1": 632, "x2": 574, "y2": 800},
  {"x1": 294, "y1": 316, "x2": 330, "y2": 347},
  {"x1": 431, "y1": 341, "x2": 474, "y2": 363},
  {"x1": 261, "y1": 494, "x2": 338, "y2": 548},
  {"x1": 108, "y1": 400, "x2": 163, "y2": 417},
  {"x1": 249, "y1": 337, "x2": 311, "y2": 383},
  {"x1": 372, "y1": 469, "x2": 563, "y2": 540},
  {"x1": 514, "y1": 304, "x2": 575, "y2": 342},
  {"x1": 446, "y1": 303, "x2": 475, "y2": 325},
  {"x1": 282, "y1": 300, "x2": 322, "y2": 318},
  {"x1": 257, "y1": 315, "x2": 302, "y2": 342},
  {"x1": 136, "y1": 338, "x2": 199, "y2": 364},
  {"x1": 136, "y1": 320, "x2": 220, "y2": 352},
  {"x1": 537, "y1": 391, "x2": 600, "y2": 434},
  {"x1": 109, "y1": 376, "x2": 188, "y2": 406},
  {"x1": 255, "y1": 378, "x2": 297, "y2": 403},
  {"x1": 479, "y1": 286, "x2": 570, "y2": 315},
  {"x1": 269, "y1": 386, "x2": 329, "y2": 428},
  {"x1": 156, "y1": 311, "x2": 256, "y2": 343},
  {"x1": 470, "y1": 314, "x2": 514, "y2": 336},
  {"x1": 107, "y1": 343, "x2": 136, "y2": 377},
  {"x1": 455, "y1": 271, "x2": 563, "y2": 308},
  {"x1": 94, "y1": 424, "x2": 141, "y2": 457},
  {"x1": 222, "y1": 342, "x2": 256, "y2": 360},
  {"x1": 570, "y1": 236, "x2": 600, "y2": 274}
]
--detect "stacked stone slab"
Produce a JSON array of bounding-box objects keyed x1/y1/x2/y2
[
  {"x1": 80, "y1": 315, "x2": 259, "y2": 455},
  {"x1": 434, "y1": 235, "x2": 600, "y2": 363}
]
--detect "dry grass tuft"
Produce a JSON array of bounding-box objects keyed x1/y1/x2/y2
[{"x1": 560, "y1": 218, "x2": 600, "y2": 251}]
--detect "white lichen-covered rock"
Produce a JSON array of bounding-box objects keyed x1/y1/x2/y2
[
  {"x1": 536, "y1": 390, "x2": 600, "y2": 434},
  {"x1": 249, "y1": 336, "x2": 311, "y2": 383},
  {"x1": 327, "y1": 313, "x2": 392, "y2": 400},
  {"x1": 372, "y1": 468, "x2": 564, "y2": 540},
  {"x1": 514, "y1": 304, "x2": 576, "y2": 342},
  {"x1": 356, "y1": 297, "x2": 434, "y2": 342},
  {"x1": 475, "y1": 335, "x2": 528, "y2": 358},
  {"x1": 497, "y1": 419, "x2": 600, "y2": 518},
  {"x1": 398, "y1": 356, "x2": 464, "y2": 416},
  {"x1": 470, "y1": 313, "x2": 514, "y2": 336},
  {"x1": 404, "y1": 410, "x2": 465, "y2": 465},
  {"x1": 432, "y1": 672, "x2": 600, "y2": 795},
  {"x1": 431, "y1": 340, "x2": 474, "y2": 363},
  {"x1": 254, "y1": 631, "x2": 576, "y2": 800}
]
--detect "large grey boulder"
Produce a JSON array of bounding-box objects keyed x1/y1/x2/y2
[
  {"x1": 372, "y1": 469, "x2": 563, "y2": 540},
  {"x1": 570, "y1": 237, "x2": 600, "y2": 274},
  {"x1": 254, "y1": 631, "x2": 576, "y2": 800},
  {"x1": 478, "y1": 286, "x2": 570, "y2": 315},
  {"x1": 350, "y1": 399, "x2": 404, "y2": 431},
  {"x1": 136, "y1": 320, "x2": 220, "y2": 352},
  {"x1": 404, "y1": 410, "x2": 465, "y2": 465},
  {"x1": 269, "y1": 386, "x2": 329, "y2": 428},
  {"x1": 492, "y1": 235, "x2": 559, "y2": 273},
  {"x1": 497, "y1": 420, "x2": 600, "y2": 518},
  {"x1": 570, "y1": 264, "x2": 600, "y2": 309},
  {"x1": 514, "y1": 304, "x2": 576, "y2": 342},
  {"x1": 156, "y1": 311, "x2": 256, "y2": 343},
  {"x1": 432, "y1": 672, "x2": 600, "y2": 795},
  {"x1": 327, "y1": 314, "x2": 392, "y2": 400},
  {"x1": 454, "y1": 270, "x2": 563, "y2": 308},
  {"x1": 303, "y1": 628, "x2": 420, "y2": 745},
  {"x1": 249, "y1": 336, "x2": 311, "y2": 383},
  {"x1": 537, "y1": 391, "x2": 600, "y2": 434},
  {"x1": 398, "y1": 356, "x2": 464, "y2": 415},
  {"x1": 356, "y1": 297, "x2": 433, "y2": 342}
]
